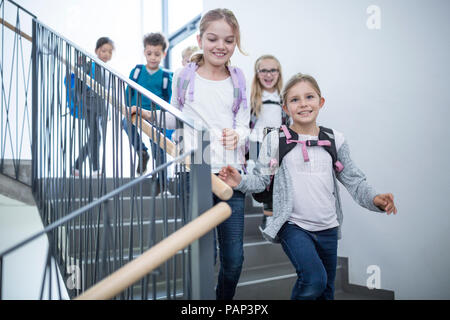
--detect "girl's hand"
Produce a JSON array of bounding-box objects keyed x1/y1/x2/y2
[
  {"x1": 218, "y1": 165, "x2": 242, "y2": 188},
  {"x1": 221, "y1": 128, "x2": 239, "y2": 150},
  {"x1": 373, "y1": 193, "x2": 397, "y2": 215}
]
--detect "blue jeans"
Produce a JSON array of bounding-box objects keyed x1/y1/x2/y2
[
  {"x1": 278, "y1": 222, "x2": 338, "y2": 300},
  {"x1": 178, "y1": 173, "x2": 245, "y2": 300},
  {"x1": 213, "y1": 190, "x2": 245, "y2": 300}
]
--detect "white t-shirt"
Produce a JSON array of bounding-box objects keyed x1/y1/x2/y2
[
  {"x1": 285, "y1": 129, "x2": 345, "y2": 232},
  {"x1": 170, "y1": 69, "x2": 250, "y2": 173},
  {"x1": 250, "y1": 90, "x2": 282, "y2": 143}
]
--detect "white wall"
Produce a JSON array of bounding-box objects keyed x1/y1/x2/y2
[
  {"x1": 203, "y1": 0, "x2": 450, "y2": 299},
  {"x1": 12, "y1": 0, "x2": 157, "y2": 76}
]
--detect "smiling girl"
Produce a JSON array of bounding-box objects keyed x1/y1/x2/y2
[
  {"x1": 128, "y1": 8, "x2": 250, "y2": 300},
  {"x1": 249, "y1": 55, "x2": 288, "y2": 144},
  {"x1": 219, "y1": 72, "x2": 397, "y2": 300}
]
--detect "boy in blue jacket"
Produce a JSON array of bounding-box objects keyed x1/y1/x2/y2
[{"x1": 123, "y1": 32, "x2": 173, "y2": 176}]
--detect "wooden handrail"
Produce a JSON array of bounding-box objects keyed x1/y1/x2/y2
[
  {"x1": 75, "y1": 201, "x2": 231, "y2": 300},
  {"x1": 0, "y1": 17, "x2": 33, "y2": 42}
]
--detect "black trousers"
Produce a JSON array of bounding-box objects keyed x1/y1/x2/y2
[{"x1": 74, "y1": 108, "x2": 103, "y2": 171}]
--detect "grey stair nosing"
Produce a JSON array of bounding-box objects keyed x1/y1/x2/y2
[
  {"x1": 237, "y1": 273, "x2": 297, "y2": 287},
  {"x1": 68, "y1": 218, "x2": 183, "y2": 230}
]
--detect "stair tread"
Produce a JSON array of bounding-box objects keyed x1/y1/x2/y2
[{"x1": 238, "y1": 262, "x2": 296, "y2": 286}]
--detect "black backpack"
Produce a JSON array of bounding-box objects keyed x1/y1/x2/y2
[{"x1": 252, "y1": 125, "x2": 344, "y2": 210}]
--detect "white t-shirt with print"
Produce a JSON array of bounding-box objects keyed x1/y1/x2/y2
[{"x1": 285, "y1": 129, "x2": 345, "y2": 232}]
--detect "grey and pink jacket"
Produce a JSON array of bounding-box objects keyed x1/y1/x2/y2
[{"x1": 234, "y1": 129, "x2": 383, "y2": 243}]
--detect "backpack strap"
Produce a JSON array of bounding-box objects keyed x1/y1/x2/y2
[
  {"x1": 132, "y1": 64, "x2": 144, "y2": 81},
  {"x1": 278, "y1": 125, "x2": 298, "y2": 165},
  {"x1": 161, "y1": 68, "x2": 172, "y2": 103},
  {"x1": 316, "y1": 126, "x2": 344, "y2": 173},
  {"x1": 176, "y1": 62, "x2": 198, "y2": 109},
  {"x1": 228, "y1": 66, "x2": 248, "y2": 129},
  {"x1": 176, "y1": 63, "x2": 248, "y2": 129},
  {"x1": 129, "y1": 64, "x2": 144, "y2": 100},
  {"x1": 280, "y1": 125, "x2": 344, "y2": 173}
]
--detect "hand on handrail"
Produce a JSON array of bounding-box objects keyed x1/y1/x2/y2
[{"x1": 128, "y1": 106, "x2": 154, "y2": 122}]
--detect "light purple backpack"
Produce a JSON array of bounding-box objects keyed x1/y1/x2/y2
[{"x1": 176, "y1": 62, "x2": 248, "y2": 129}]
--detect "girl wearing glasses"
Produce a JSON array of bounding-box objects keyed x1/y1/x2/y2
[{"x1": 249, "y1": 55, "x2": 289, "y2": 152}]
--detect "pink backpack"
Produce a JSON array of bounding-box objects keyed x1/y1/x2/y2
[{"x1": 176, "y1": 62, "x2": 248, "y2": 129}]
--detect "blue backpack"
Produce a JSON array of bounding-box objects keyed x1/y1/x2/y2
[{"x1": 65, "y1": 62, "x2": 96, "y2": 119}]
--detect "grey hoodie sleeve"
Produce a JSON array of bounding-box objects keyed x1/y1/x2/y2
[
  {"x1": 336, "y1": 141, "x2": 383, "y2": 213},
  {"x1": 235, "y1": 130, "x2": 279, "y2": 194}
]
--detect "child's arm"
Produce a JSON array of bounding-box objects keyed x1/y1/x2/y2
[
  {"x1": 337, "y1": 141, "x2": 397, "y2": 214},
  {"x1": 373, "y1": 193, "x2": 397, "y2": 214},
  {"x1": 219, "y1": 130, "x2": 278, "y2": 193}
]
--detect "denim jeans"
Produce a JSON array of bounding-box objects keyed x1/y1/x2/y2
[
  {"x1": 176, "y1": 172, "x2": 245, "y2": 300},
  {"x1": 213, "y1": 190, "x2": 245, "y2": 300},
  {"x1": 278, "y1": 222, "x2": 338, "y2": 300}
]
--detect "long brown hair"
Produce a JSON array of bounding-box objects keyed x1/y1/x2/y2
[
  {"x1": 250, "y1": 55, "x2": 283, "y2": 117},
  {"x1": 191, "y1": 8, "x2": 246, "y2": 67}
]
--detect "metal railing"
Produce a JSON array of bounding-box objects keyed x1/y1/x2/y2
[
  {"x1": 0, "y1": 0, "x2": 231, "y2": 300},
  {"x1": 0, "y1": 0, "x2": 35, "y2": 183}
]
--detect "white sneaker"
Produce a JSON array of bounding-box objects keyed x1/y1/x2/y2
[
  {"x1": 72, "y1": 168, "x2": 80, "y2": 177},
  {"x1": 157, "y1": 190, "x2": 172, "y2": 197},
  {"x1": 91, "y1": 170, "x2": 102, "y2": 178}
]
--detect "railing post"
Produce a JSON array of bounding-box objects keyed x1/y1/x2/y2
[
  {"x1": 31, "y1": 19, "x2": 38, "y2": 196},
  {"x1": 189, "y1": 129, "x2": 215, "y2": 300}
]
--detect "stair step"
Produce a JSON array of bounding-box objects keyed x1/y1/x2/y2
[
  {"x1": 0, "y1": 159, "x2": 32, "y2": 186},
  {"x1": 234, "y1": 262, "x2": 296, "y2": 300},
  {"x1": 63, "y1": 214, "x2": 187, "y2": 256},
  {"x1": 53, "y1": 195, "x2": 182, "y2": 225},
  {"x1": 242, "y1": 235, "x2": 291, "y2": 270},
  {"x1": 39, "y1": 177, "x2": 178, "y2": 198},
  {"x1": 243, "y1": 213, "x2": 264, "y2": 238}
]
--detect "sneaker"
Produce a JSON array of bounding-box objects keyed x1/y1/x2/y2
[
  {"x1": 157, "y1": 189, "x2": 172, "y2": 197},
  {"x1": 91, "y1": 170, "x2": 102, "y2": 178},
  {"x1": 137, "y1": 151, "x2": 150, "y2": 175},
  {"x1": 72, "y1": 168, "x2": 80, "y2": 177}
]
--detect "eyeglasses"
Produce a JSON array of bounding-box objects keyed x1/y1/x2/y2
[{"x1": 257, "y1": 68, "x2": 279, "y2": 75}]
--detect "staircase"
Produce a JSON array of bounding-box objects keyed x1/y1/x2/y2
[
  {"x1": 0, "y1": 0, "x2": 395, "y2": 300},
  {"x1": 52, "y1": 175, "x2": 189, "y2": 300}
]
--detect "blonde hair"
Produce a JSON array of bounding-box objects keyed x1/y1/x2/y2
[
  {"x1": 250, "y1": 55, "x2": 283, "y2": 117},
  {"x1": 182, "y1": 45, "x2": 199, "y2": 59},
  {"x1": 281, "y1": 73, "x2": 322, "y2": 107},
  {"x1": 191, "y1": 8, "x2": 246, "y2": 66}
]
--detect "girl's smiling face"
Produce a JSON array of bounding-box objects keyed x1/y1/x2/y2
[
  {"x1": 256, "y1": 58, "x2": 280, "y2": 92},
  {"x1": 95, "y1": 43, "x2": 113, "y2": 63},
  {"x1": 283, "y1": 80, "x2": 325, "y2": 126},
  {"x1": 197, "y1": 19, "x2": 236, "y2": 68}
]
